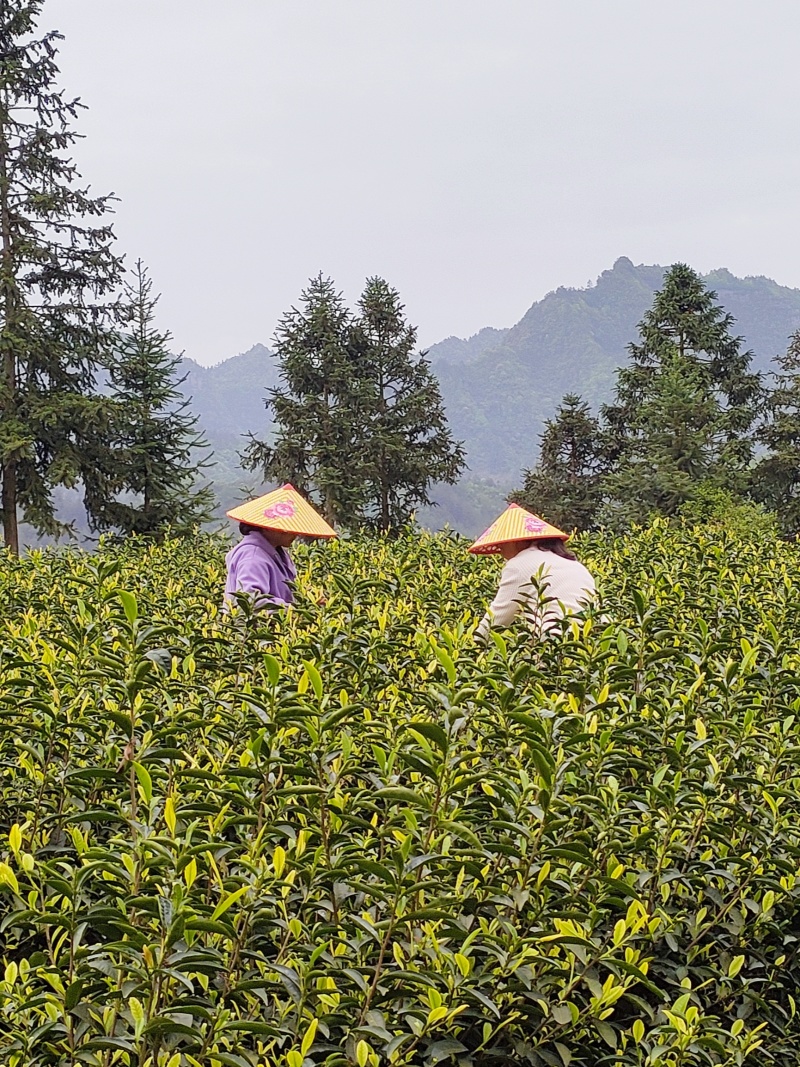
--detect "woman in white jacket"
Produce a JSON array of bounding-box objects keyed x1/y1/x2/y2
[{"x1": 470, "y1": 504, "x2": 596, "y2": 642}]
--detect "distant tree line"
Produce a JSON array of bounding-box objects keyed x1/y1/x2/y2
[
  {"x1": 6, "y1": 2, "x2": 800, "y2": 552},
  {"x1": 0, "y1": 0, "x2": 213, "y2": 553},
  {"x1": 513, "y1": 263, "x2": 800, "y2": 539}
]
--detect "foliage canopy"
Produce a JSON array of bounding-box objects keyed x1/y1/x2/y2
[
  {"x1": 511, "y1": 393, "x2": 606, "y2": 531},
  {"x1": 753, "y1": 329, "x2": 800, "y2": 537},
  {"x1": 242, "y1": 274, "x2": 366, "y2": 527},
  {"x1": 96, "y1": 261, "x2": 215, "y2": 538},
  {"x1": 1, "y1": 524, "x2": 800, "y2": 1064},
  {"x1": 355, "y1": 277, "x2": 464, "y2": 531},
  {"x1": 243, "y1": 275, "x2": 463, "y2": 532},
  {"x1": 600, "y1": 264, "x2": 762, "y2": 527},
  {"x1": 0, "y1": 0, "x2": 122, "y2": 553}
]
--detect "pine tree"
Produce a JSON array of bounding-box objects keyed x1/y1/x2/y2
[
  {"x1": 602, "y1": 263, "x2": 762, "y2": 523},
  {"x1": 0, "y1": 1, "x2": 123, "y2": 552},
  {"x1": 96, "y1": 261, "x2": 214, "y2": 537},
  {"x1": 601, "y1": 355, "x2": 727, "y2": 525},
  {"x1": 242, "y1": 274, "x2": 369, "y2": 526},
  {"x1": 753, "y1": 330, "x2": 800, "y2": 536},
  {"x1": 510, "y1": 394, "x2": 606, "y2": 531},
  {"x1": 355, "y1": 277, "x2": 464, "y2": 531}
]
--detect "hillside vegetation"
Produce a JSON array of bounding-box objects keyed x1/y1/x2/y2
[
  {"x1": 1, "y1": 525, "x2": 799, "y2": 1065},
  {"x1": 430, "y1": 259, "x2": 800, "y2": 481},
  {"x1": 183, "y1": 261, "x2": 800, "y2": 532},
  {"x1": 18, "y1": 261, "x2": 800, "y2": 545}
]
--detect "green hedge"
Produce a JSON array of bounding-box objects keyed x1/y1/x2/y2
[{"x1": 0, "y1": 524, "x2": 799, "y2": 1066}]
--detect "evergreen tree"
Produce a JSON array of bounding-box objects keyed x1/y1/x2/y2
[
  {"x1": 753, "y1": 330, "x2": 800, "y2": 536},
  {"x1": 601, "y1": 355, "x2": 727, "y2": 525},
  {"x1": 602, "y1": 263, "x2": 762, "y2": 524},
  {"x1": 355, "y1": 277, "x2": 464, "y2": 530},
  {"x1": 510, "y1": 393, "x2": 606, "y2": 531},
  {"x1": 96, "y1": 261, "x2": 214, "y2": 537},
  {"x1": 242, "y1": 274, "x2": 369, "y2": 525},
  {"x1": 0, "y1": 1, "x2": 123, "y2": 553}
]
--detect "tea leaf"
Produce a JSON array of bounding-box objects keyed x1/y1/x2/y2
[
  {"x1": 0, "y1": 864, "x2": 19, "y2": 894},
  {"x1": 300, "y1": 1018, "x2": 318, "y2": 1055},
  {"x1": 211, "y1": 885, "x2": 249, "y2": 921},
  {"x1": 132, "y1": 761, "x2": 153, "y2": 804},
  {"x1": 117, "y1": 589, "x2": 138, "y2": 624},
  {"x1": 164, "y1": 795, "x2": 177, "y2": 836}
]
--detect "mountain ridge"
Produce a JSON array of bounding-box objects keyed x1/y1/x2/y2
[{"x1": 181, "y1": 258, "x2": 800, "y2": 532}]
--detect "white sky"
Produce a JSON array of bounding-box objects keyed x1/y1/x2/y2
[{"x1": 47, "y1": 0, "x2": 800, "y2": 366}]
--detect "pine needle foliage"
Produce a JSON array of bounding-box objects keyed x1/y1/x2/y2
[
  {"x1": 511, "y1": 393, "x2": 606, "y2": 531},
  {"x1": 356, "y1": 277, "x2": 465, "y2": 531},
  {"x1": 602, "y1": 264, "x2": 762, "y2": 525},
  {"x1": 753, "y1": 329, "x2": 800, "y2": 537},
  {"x1": 97, "y1": 261, "x2": 215, "y2": 537},
  {"x1": 243, "y1": 275, "x2": 464, "y2": 531},
  {"x1": 0, "y1": 0, "x2": 123, "y2": 553},
  {"x1": 242, "y1": 274, "x2": 369, "y2": 526},
  {"x1": 602, "y1": 355, "x2": 728, "y2": 526}
]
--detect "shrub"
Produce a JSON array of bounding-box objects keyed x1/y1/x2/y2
[
  {"x1": 0, "y1": 526, "x2": 799, "y2": 1066},
  {"x1": 677, "y1": 484, "x2": 779, "y2": 541}
]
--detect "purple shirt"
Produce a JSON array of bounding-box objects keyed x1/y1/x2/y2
[{"x1": 224, "y1": 530, "x2": 297, "y2": 610}]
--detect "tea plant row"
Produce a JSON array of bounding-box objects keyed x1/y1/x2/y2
[{"x1": 1, "y1": 525, "x2": 798, "y2": 1066}]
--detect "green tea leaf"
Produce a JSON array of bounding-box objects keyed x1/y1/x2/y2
[
  {"x1": 117, "y1": 589, "x2": 138, "y2": 624},
  {"x1": 211, "y1": 885, "x2": 249, "y2": 920},
  {"x1": 131, "y1": 761, "x2": 153, "y2": 803},
  {"x1": 405, "y1": 721, "x2": 448, "y2": 753}
]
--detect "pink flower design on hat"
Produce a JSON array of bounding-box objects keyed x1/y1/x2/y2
[
  {"x1": 524, "y1": 515, "x2": 547, "y2": 533},
  {"x1": 264, "y1": 500, "x2": 296, "y2": 519}
]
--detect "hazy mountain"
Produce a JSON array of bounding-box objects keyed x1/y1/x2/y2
[
  {"x1": 180, "y1": 343, "x2": 278, "y2": 449},
  {"x1": 426, "y1": 326, "x2": 509, "y2": 365},
  {"x1": 186, "y1": 259, "x2": 800, "y2": 533},
  {"x1": 426, "y1": 258, "x2": 800, "y2": 480}
]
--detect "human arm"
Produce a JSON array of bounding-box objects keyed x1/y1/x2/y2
[
  {"x1": 475, "y1": 558, "x2": 538, "y2": 642},
  {"x1": 232, "y1": 549, "x2": 291, "y2": 611}
]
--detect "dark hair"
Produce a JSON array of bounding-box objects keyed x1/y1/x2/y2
[
  {"x1": 239, "y1": 522, "x2": 259, "y2": 536},
  {"x1": 536, "y1": 537, "x2": 578, "y2": 561}
]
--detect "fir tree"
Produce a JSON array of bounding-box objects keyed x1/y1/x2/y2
[
  {"x1": 753, "y1": 330, "x2": 800, "y2": 536},
  {"x1": 242, "y1": 274, "x2": 369, "y2": 525},
  {"x1": 0, "y1": 1, "x2": 123, "y2": 552},
  {"x1": 601, "y1": 355, "x2": 726, "y2": 525},
  {"x1": 602, "y1": 263, "x2": 762, "y2": 523},
  {"x1": 96, "y1": 261, "x2": 214, "y2": 537},
  {"x1": 355, "y1": 277, "x2": 464, "y2": 530},
  {"x1": 510, "y1": 393, "x2": 606, "y2": 531}
]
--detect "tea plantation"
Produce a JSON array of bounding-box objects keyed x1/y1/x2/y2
[{"x1": 1, "y1": 525, "x2": 799, "y2": 1067}]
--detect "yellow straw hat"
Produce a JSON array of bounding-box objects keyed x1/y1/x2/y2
[
  {"x1": 227, "y1": 484, "x2": 337, "y2": 539},
  {"x1": 469, "y1": 503, "x2": 568, "y2": 555}
]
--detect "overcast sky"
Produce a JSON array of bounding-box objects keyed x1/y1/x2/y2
[{"x1": 47, "y1": 0, "x2": 800, "y2": 366}]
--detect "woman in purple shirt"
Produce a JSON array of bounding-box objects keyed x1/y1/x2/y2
[{"x1": 224, "y1": 484, "x2": 337, "y2": 611}]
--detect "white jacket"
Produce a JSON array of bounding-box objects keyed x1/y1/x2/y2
[{"x1": 476, "y1": 545, "x2": 596, "y2": 641}]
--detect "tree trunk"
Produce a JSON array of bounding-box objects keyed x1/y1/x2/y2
[
  {"x1": 321, "y1": 381, "x2": 337, "y2": 525},
  {"x1": 0, "y1": 89, "x2": 18, "y2": 554},
  {"x1": 378, "y1": 368, "x2": 389, "y2": 530},
  {"x1": 143, "y1": 411, "x2": 151, "y2": 532},
  {"x1": 324, "y1": 484, "x2": 336, "y2": 527},
  {"x1": 1, "y1": 455, "x2": 17, "y2": 554},
  {"x1": 380, "y1": 449, "x2": 389, "y2": 531}
]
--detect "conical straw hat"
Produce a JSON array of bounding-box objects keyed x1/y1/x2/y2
[
  {"x1": 469, "y1": 503, "x2": 568, "y2": 555},
  {"x1": 227, "y1": 484, "x2": 337, "y2": 539}
]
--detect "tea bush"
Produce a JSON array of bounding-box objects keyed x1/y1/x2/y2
[{"x1": 1, "y1": 523, "x2": 799, "y2": 1067}]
